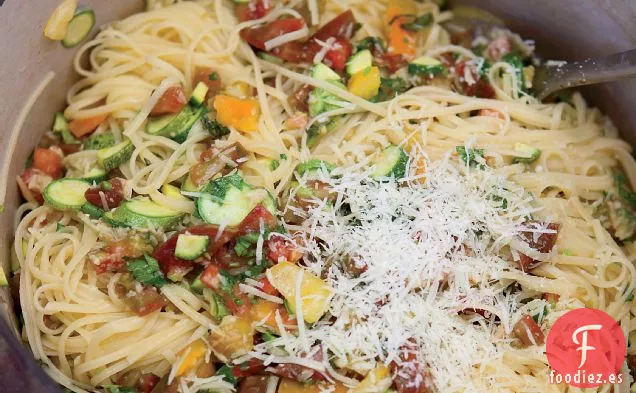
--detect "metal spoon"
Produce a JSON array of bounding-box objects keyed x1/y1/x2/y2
[
  {"x1": 532, "y1": 50, "x2": 636, "y2": 100},
  {"x1": 443, "y1": 6, "x2": 636, "y2": 100}
]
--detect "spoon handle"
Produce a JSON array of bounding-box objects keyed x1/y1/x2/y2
[{"x1": 534, "y1": 49, "x2": 636, "y2": 100}]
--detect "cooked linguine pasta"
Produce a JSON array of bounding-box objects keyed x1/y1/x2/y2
[{"x1": 7, "y1": 0, "x2": 636, "y2": 392}]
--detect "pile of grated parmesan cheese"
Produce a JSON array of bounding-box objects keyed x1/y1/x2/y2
[{"x1": 245, "y1": 154, "x2": 544, "y2": 392}]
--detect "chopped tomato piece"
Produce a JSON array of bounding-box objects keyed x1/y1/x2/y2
[
  {"x1": 19, "y1": 168, "x2": 50, "y2": 204},
  {"x1": 313, "y1": 10, "x2": 358, "y2": 42},
  {"x1": 136, "y1": 373, "x2": 160, "y2": 393},
  {"x1": 266, "y1": 235, "x2": 303, "y2": 263},
  {"x1": 517, "y1": 222, "x2": 560, "y2": 272},
  {"x1": 93, "y1": 236, "x2": 151, "y2": 274},
  {"x1": 288, "y1": 85, "x2": 314, "y2": 113},
  {"x1": 150, "y1": 86, "x2": 187, "y2": 116},
  {"x1": 193, "y1": 69, "x2": 223, "y2": 99},
  {"x1": 33, "y1": 148, "x2": 63, "y2": 179},
  {"x1": 191, "y1": 143, "x2": 247, "y2": 187},
  {"x1": 542, "y1": 292, "x2": 560, "y2": 305},
  {"x1": 323, "y1": 37, "x2": 352, "y2": 71},
  {"x1": 241, "y1": 18, "x2": 306, "y2": 51},
  {"x1": 478, "y1": 108, "x2": 504, "y2": 119},
  {"x1": 235, "y1": 0, "x2": 272, "y2": 22},
  {"x1": 387, "y1": 16, "x2": 417, "y2": 58},
  {"x1": 200, "y1": 264, "x2": 222, "y2": 290},
  {"x1": 257, "y1": 276, "x2": 278, "y2": 296},
  {"x1": 126, "y1": 287, "x2": 168, "y2": 316},
  {"x1": 379, "y1": 53, "x2": 409, "y2": 73},
  {"x1": 270, "y1": 345, "x2": 326, "y2": 382},
  {"x1": 453, "y1": 61, "x2": 496, "y2": 99},
  {"x1": 237, "y1": 205, "x2": 279, "y2": 234},
  {"x1": 232, "y1": 358, "x2": 266, "y2": 378},
  {"x1": 68, "y1": 113, "x2": 108, "y2": 138},
  {"x1": 512, "y1": 314, "x2": 545, "y2": 346},
  {"x1": 222, "y1": 286, "x2": 252, "y2": 317},
  {"x1": 84, "y1": 179, "x2": 125, "y2": 210},
  {"x1": 390, "y1": 339, "x2": 434, "y2": 393}
]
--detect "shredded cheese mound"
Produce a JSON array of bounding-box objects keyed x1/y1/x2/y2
[{"x1": 248, "y1": 155, "x2": 546, "y2": 391}]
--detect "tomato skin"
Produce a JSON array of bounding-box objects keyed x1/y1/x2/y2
[
  {"x1": 84, "y1": 179, "x2": 124, "y2": 210},
  {"x1": 512, "y1": 314, "x2": 545, "y2": 346},
  {"x1": 235, "y1": 0, "x2": 272, "y2": 22},
  {"x1": 379, "y1": 53, "x2": 409, "y2": 73},
  {"x1": 222, "y1": 286, "x2": 252, "y2": 317},
  {"x1": 288, "y1": 85, "x2": 314, "y2": 113},
  {"x1": 266, "y1": 236, "x2": 303, "y2": 263},
  {"x1": 517, "y1": 222, "x2": 560, "y2": 272},
  {"x1": 323, "y1": 37, "x2": 352, "y2": 71},
  {"x1": 390, "y1": 340, "x2": 434, "y2": 393},
  {"x1": 94, "y1": 237, "x2": 149, "y2": 274},
  {"x1": 152, "y1": 235, "x2": 195, "y2": 281},
  {"x1": 33, "y1": 148, "x2": 63, "y2": 179},
  {"x1": 232, "y1": 358, "x2": 266, "y2": 378},
  {"x1": 241, "y1": 18, "x2": 306, "y2": 51},
  {"x1": 193, "y1": 69, "x2": 223, "y2": 99},
  {"x1": 136, "y1": 373, "x2": 160, "y2": 393},
  {"x1": 270, "y1": 344, "x2": 326, "y2": 382},
  {"x1": 68, "y1": 113, "x2": 108, "y2": 138},
  {"x1": 313, "y1": 10, "x2": 357, "y2": 42},
  {"x1": 150, "y1": 86, "x2": 187, "y2": 116},
  {"x1": 257, "y1": 276, "x2": 278, "y2": 296},
  {"x1": 201, "y1": 264, "x2": 222, "y2": 290}
]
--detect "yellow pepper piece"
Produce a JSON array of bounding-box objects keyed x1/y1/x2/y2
[
  {"x1": 278, "y1": 379, "x2": 348, "y2": 393},
  {"x1": 44, "y1": 0, "x2": 78, "y2": 40},
  {"x1": 209, "y1": 316, "x2": 255, "y2": 361},
  {"x1": 161, "y1": 183, "x2": 190, "y2": 202},
  {"x1": 266, "y1": 261, "x2": 331, "y2": 323},
  {"x1": 213, "y1": 95, "x2": 260, "y2": 133},
  {"x1": 350, "y1": 365, "x2": 393, "y2": 393},
  {"x1": 347, "y1": 66, "x2": 381, "y2": 100},
  {"x1": 175, "y1": 339, "x2": 207, "y2": 377}
]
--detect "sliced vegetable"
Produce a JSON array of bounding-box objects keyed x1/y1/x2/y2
[
  {"x1": 189, "y1": 81, "x2": 210, "y2": 107},
  {"x1": 43, "y1": 179, "x2": 90, "y2": 210},
  {"x1": 52, "y1": 112, "x2": 79, "y2": 144},
  {"x1": 296, "y1": 160, "x2": 335, "y2": 177},
  {"x1": 209, "y1": 316, "x2": 255, "y2": 361},
  {"x1": 311, "y1": 63, "x2": 341, "y2": 81},
  {"x1": 161, "y1": 184, "x2": 190, "y2": 202},
  {"x1": 83, "y1": 132, "x2": 116, "y2": 150},
  {"x1": 266, "y1": 261, "x2": 331, "y2": 323},
  {"x1": 0, "y1": 267, "x2": 8, "y2": 287},
  {"x1": 146, "y1": 106, "x2": 205, "y2": 143},
  {"x1": 348, "y1": 66, "x2": 381, "y2": 100},
  {"x1": 44, "y1": 0, "x2": 77, "y2": 40},
  {"x1": 127, "y1": 254, "x2": 167, "y2": 288},
  {"x1": 174, "y1": 234, "x2": 209, "y2": 260},
  {"x1": 346, "y1": 49, "x2": 373, "y2": 76},
  {"x1": 196, "y1": 174, "x2": 276, "y2": 227},
  {"x1": 213, "y1": 95, "x2": 260, "y2": 133},
  {"x1": 175, "y1": 340, "x2": 208, "y2": 377},
  {"x1": 104, "y1": 198, "x2": 184, "y2": 229},
  {"x1": 371, "y1": 145, "x2": 408, "y2": 180},
  {"x1": 62, "y1": 8, "x2": 95, "y2": 48},
  {"x1": 33, "y1": 148, "x2": 64, "y2": 179},
  {"x1": 308, "y1": 81, "x2": 347, "y2": 117},
  {"x1": 68, "y1": 113, "x2": 108, "y2": 138},
  {"x1": 97, "y1": 139, "x2": 134, "y2": 172},
  {"x1": 150, "y1": 86, "x2": 187, "y2": 116},
  {"x1": 408, "y1": 56, "x2": 445, "y2": 76},
  {"x1": 512, "y1": 143, "x2": 541, "y2": 163},
  {"x1": 81, "y1": 202, "x2": 104, "y2": 219},
  {"x1": 80, "y1": 167, "x2": 107, "y2": 183},
  {"x1": 201, "y1": 117, "x2": 230, "y2": 139},
  {"x1": 512, "y1": 314, "x2": 545, "y2": 346}
]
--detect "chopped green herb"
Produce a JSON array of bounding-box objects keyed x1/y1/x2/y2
[
  {"x1": 262, "y1": 331, "x2": 279, "y2": 342},
  {"x1": 101, "y1": 180, "x2": 113, "y2": 191},
  {"x1": 502, "y1": 52, "x2": 525, "y2": 91},
  {"x1": 372, "y1": 77, "x2": 410, "y2": 102},
  {"x1": 126, "y1": 254, "x2": 167, "y2": 288},
  {"x1": 615, "y1": 173, "x2": 636, "y2": 209},
  {"x1": 355, "y1": 36, "x2": 386, "y2": 54},
  {"x1": 400, "y1": 13, "x2": 434, "y2": 31},
  {"x1": 216, "y1": 365, "x2": 238, "y2": 385},
  {"x1": 270, "y1": 159, "x2": 280, "y2": 171},
  {"x1": 209, "y1": 72, "x2": 219, "y2": 81},
  {"x1": 280, "y1": 153, "x2": 288, "y2": 160},
  {"x1": 561, "y1": 249, "x2": 573, "y2": 256},
  {"x1": 201, "y1": 117, "x2": 231, "y2": 139},
  {"x1": 456, "y1": 146, "x2": 485, "y2": 167},
  {"x1": 56, "y1": 223, "x2": 66, "y2": 232},
  {"x1": 532, "y1": 306, "x2": 548, "y2": 324}
]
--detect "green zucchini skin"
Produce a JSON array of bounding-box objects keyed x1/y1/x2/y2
[
  {"x1": 146, "y1": 105, "x2": 206, "y2": 143},
  {"x1": 371, "y1": 145, "x2": 409, "y2": 180},
  {"x1": 97, "y1": 139, "x2": 134, "y2": 172},
  {"x1": 174, "y1": 234, "x2": 209, "y2": 260},
  {"x1": 104, "y1": 199, "x2": 184, "y2": 229},
  {"x1": 62, "y1": 8, "x2": 96, "y2": 48},
  {"x1": 43, "y1": 179, "x2": 91, "y2": 210}
]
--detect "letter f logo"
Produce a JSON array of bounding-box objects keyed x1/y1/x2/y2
[{"x1": 572, "y1": 324, "x2": 602, "y2": 368}]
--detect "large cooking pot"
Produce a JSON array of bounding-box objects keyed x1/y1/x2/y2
[{"x1": 0, "y1": 0, "x2": 635, "y2": 391}]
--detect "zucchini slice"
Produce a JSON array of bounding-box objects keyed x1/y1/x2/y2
[
  {"x1": 189, "y1": 82, "x2": 209, "y2": 107},
  {"x1": 97, "y1": 139, "x2": 134, "y2": 172},
  {"x1": 83, "y1": 132, "x2": 116, "y2": 150},
  {"x1": 371, "y1": 145, "x2": 409, "y2": 180},
  {"x1": 196, "y1": 175, "x2": 277, "y2": 226},
  {"x1": 52, "y1": 112, "x2": 79, "y2": 144},
  {"x1": 346, "y1": 49, "x2": 373, "y2": 76},
  {"x1": 512, "y1": 143, "x2": 541, "y2": 163},
  {"x1": 175, "y1": 234, "x2": 209, "y2": 260},
  {"x1": 80, "y1": 167, "x2": 107, "y2": 183},
  {"x1": 62, "y1": 8, "x2": 95, "y2": 48},
  {"x1": 81, "y1": 203, "x2": 105, "y2": 219},
  {"x1": 310, "y1": 63, "x2": 341, "y2": 81},
  {"x1": 407, "y1": 56, "x2": 445, "y2": 76},
  {"x1": 146, "y1": 105, "x2": 205, "y2": 143},
  {"x1": 43, "y1": 179, "x2": 91, "y2": 210},
  {"x1": 104, "y1": 198, "x2": 184, "y2": 229},
  {"x1": 296, "y1": 159, "x2": 335, "y2": 177}
]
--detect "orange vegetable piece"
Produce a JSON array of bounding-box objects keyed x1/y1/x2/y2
[
  {"x1": 249, "y1": 300, "x2": 297, "y2": 333},
  {"x1": 385, "y1": 0, "x2": 418, "y2": 58},
  {"x1": 278, "y1": 379, "x2": 348, "y2": 393},
  {"x1": 33, "y1": 148, "x2": 64, "y2": 179},
  {"x1": 208, "y1": 316, "x2": 255, "y2": 361},
  {"x1": 175, "y1": 339, "x2": 208, "y2": 377},
  {"x1": 213, "y1": 95, "x2": 260, "y2": 133},
  {"x1": 68, "y1": 113, "x2": 108, "y2": 138}
]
